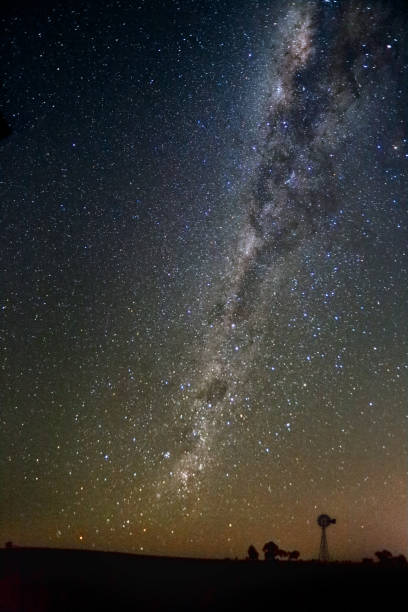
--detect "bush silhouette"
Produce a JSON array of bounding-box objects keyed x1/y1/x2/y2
[
  {"x1": 288, "y1": 550, "x2": 300, "y2": 561},
  {"x1": 375, "y1": 550, "x2": 393, "y2": 563},
  {"x1": 247, "y1": 545, "x2": 259, "y2": 561},
  {"x1": 262, "y1": 541, "x2": 280, "y2": 561}
]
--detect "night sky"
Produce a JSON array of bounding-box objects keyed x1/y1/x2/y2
[{"x1": 1, "y1": 0, "x2": 407, "y2": 562}]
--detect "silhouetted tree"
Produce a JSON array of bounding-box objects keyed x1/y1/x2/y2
[
  {"x1": 288, "y1": 550, "x2": 300, "y2": 561},
  {"x1": 375, "y1": 550, "x2": 408, "y2": 566},
  {"x1": 394, "y1": 554, "x2": 407, "y2": 567},
  {"x1": 262, "y1": 541, "x2": 280, "y2": 561},
  {"x1": 375, "y1": 550, "x2": 393, "y2": 563},
  {"x1": 247, "y1": 545, "x2": 259, "y2": 561},
  {"x1": 277, "y1": 549, "x2": 288, "y2": 559}
]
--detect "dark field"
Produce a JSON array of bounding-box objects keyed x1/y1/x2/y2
[{"x1": 0, "y1": 547, "x2": 406, "y2": 611}]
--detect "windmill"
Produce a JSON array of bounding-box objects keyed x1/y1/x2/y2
[{"x1": 317, "y1": 514, "x2": 336, "y2": 562}]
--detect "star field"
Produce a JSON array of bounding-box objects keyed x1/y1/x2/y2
[{"x1": 1, "y1": 0, "x2": 407, "y2": 561}]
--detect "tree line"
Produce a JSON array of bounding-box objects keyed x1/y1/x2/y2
[{"x1": 246, "y1": 541, "x2": 408, "y2": 565}]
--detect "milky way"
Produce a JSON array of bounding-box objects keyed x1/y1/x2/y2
[{"x1": 164, "y1": 1, "x2": 406, "y2": 505}]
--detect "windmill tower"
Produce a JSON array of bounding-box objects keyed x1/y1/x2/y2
[{"x1": 317, "y1": 514, "x2": 336, "y2": 562}]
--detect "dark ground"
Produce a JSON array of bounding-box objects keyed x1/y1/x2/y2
[{"x1": 0, "y1": 547, "x2": 406, "y2": 611}]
